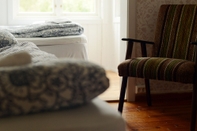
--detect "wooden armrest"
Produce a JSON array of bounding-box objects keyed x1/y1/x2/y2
[
  {"x1": 191, "y1": 42, "x2": 197, "y2": 45},
  {"x1": 122, "y1": 38, "x2": 154, "y2": 44},
  {"x1": 122, "y1": 38, "x2": 154, "y2": 59}
]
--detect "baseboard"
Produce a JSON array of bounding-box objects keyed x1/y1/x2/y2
[{"x1": 136, "y1": 85, "x2": 192, "y2": 94}]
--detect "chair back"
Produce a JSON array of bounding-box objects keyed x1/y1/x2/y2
[{"x1": 153, "y1": 4, "x2": 197, "y2": 61}]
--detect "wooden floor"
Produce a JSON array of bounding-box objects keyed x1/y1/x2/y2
[
  {"x1": 98, "y1": 71, "x2": 120, "y2": 100},
  {"x1": 100, "y1": 71, "x2": 195, "y2": 130},
  {"x1": 108, "y1": 93, "x2": 194, "y2": 131}
]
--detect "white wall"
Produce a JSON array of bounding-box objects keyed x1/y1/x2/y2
[
  {"x1": 0, "y1": 0, "x2": 120, "y2": 72},
  {"x1": 0, "y1": 0, "x2": 7, "y2": 25},
  {"x1": 120, "y1": 0, "x2": 137, "y2": 102}
]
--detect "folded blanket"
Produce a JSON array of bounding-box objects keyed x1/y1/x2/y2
[
  {"x1": 0, "y1": 42, "x2": 57, "y2": 64},
  {"x1": 0, "y1": 29, "x2": 57, "y2": 63},
  {"x1": 3, "y1": 22, "x2": 84, "y2": 38},
  {"x1": 0, "y1": 59, "x2": 109, "y2": 118}
]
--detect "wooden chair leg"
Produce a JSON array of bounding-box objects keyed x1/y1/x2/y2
[
  {"x1": 118, "y1": 76, "x2": 128, "y2": 113},
  {"x1": 145, "y1": 79, "x2": 152, "y2": 106},
  {"x1": 190, "y1": 83, "x2": 197, "y2": 131}
]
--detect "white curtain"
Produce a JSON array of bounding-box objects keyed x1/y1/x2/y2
[{"x1": 100, "y1": 0, "x2": 120, "y2": 72}]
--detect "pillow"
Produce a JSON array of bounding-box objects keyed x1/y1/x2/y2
[
  {"x1": 0, "y1": 59, "x2": 109, "y2": 117},
  {"x1": 0, "y1": 30, "x2": 18, "y2": 48},
  {"x1": 0, "y1": 51, "x2": 32, "y2": 67}
]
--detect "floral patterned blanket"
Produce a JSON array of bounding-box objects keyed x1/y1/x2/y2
[
  {"x1": 3, "y1": 22, "x2": 84, "y2": 38},
  {"x1": 0, "y1": 58, "x2": 109, "y2": 118}
]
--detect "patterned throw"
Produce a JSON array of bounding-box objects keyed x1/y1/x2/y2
[
  {"x1": 0, "y1": 59, "x2": 109, "y2": 117},
  {"x1": 118, "y1": 5, "x2": 197, "y2": 83}
]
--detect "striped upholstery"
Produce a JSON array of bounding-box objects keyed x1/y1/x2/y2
[
  {"x1": 154, "y1": 5, "x2": 197, "y2": 60},
  {"x1": 118, "y1": 5, "x2": 197, "y2": 83},
  {"x1": 118, "y1": 57, "x2": 195, "y2": 83}
]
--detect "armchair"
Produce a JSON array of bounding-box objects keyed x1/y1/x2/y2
[{"x1": 118, "y1": 4, "x2": 197, "y2": 131}]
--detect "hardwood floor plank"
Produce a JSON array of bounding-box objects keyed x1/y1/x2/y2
[
  {"x1": 99, "y1": 71, "x2": 120, "y2": 100},
  {"x1": 102, "y1": 71, "x2": 194, "y2": 130},
  {"x1": 108, "y1": 93, "x2": 194, "y2": 131}
]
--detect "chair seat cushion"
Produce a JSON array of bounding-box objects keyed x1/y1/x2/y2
[{"x1": 118, "y1": 57, "x2": 195, "y2": 83}]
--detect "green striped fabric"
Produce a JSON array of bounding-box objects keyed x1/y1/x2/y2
[
  {"x1": 153, "y1": 5, "x2": 197, "y2": 61},
  {"x1": 118, "y1": 57, "x2": 195, "y2": 83},
  {"x1": 118, "y1": 5, "x2": 197, "y2": 83}
]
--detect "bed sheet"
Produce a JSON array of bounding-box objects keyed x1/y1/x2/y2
[
  {"x1": 0, "y1": 98, "x2": 126, "y2": 131},
  {"x1": 16, "y1": 35, "x2": 88, "y2": 60}
]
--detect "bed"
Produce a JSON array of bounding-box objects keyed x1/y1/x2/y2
[
  {"x1": 16, "y1": 34, "x2": 88, "y2": 60},
  {"x1": 0, "y1": 21, "x2": 88, "y2": 60}
]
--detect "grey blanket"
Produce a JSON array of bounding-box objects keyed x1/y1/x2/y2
[
  {"x1": 4, "y1": 22, "x2": 84, "y2": 38},
  {"x1": 0, "y1": 42, "x2": 57, "y2": 63}
]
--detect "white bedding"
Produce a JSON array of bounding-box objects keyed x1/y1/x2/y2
[
  {"x1": 16, "y1": 34, "x2": 88, "y2": 60},
  {"x1": 0, "y1": 98, "x2": 126, "y2": 131}
]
